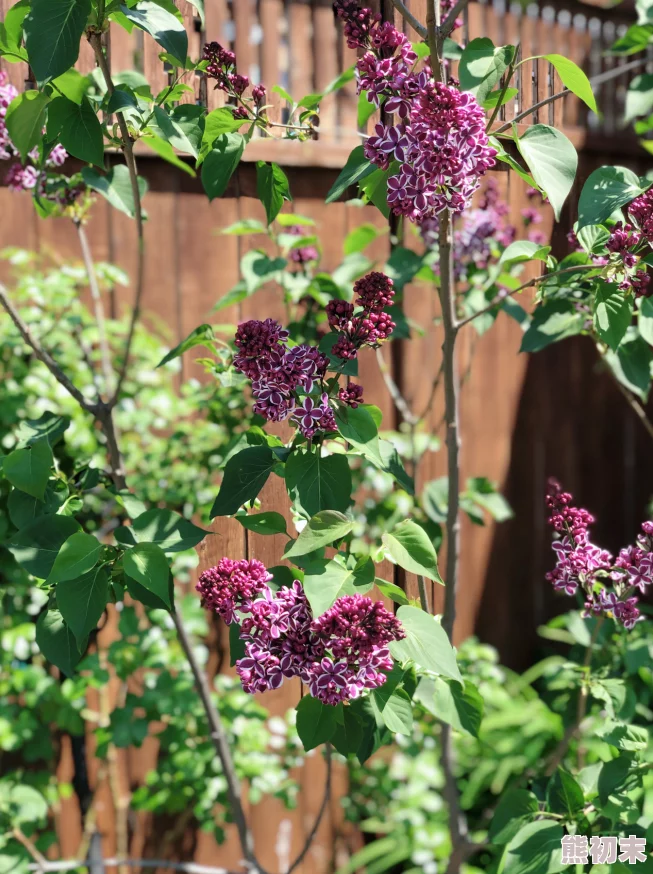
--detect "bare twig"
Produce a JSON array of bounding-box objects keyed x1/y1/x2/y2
[
  {"x1": 285, "y1": 745, "x2": 333, "y2": 874},
  {"x1": 171, "y1": 611, "x2": 264, "y2": 874},
  {"x1": 455, "y1": 265, "x2": 599, "y2": 331},
  {"x1": 485, "y1": 52, "x2": 518, "y2": 133},
  {"x1": 376, "y1": 347, "x2": 418, "y2": 425},
  {"x1": 440, "y1": 0, "x2": 469, "y2": 37},
  {"x1": 426, "y1": 0, "x2": 441, "y2": 81},
  {"x1": 0, "y1": 284, "x2": 97, "y2": 414},
  {"x1": 609, "y1": 366, "x2": 653, "y2": 444},
  {"x1": 388, "y1": 0, "x2": 428, "y2": 38},
  {"x1": 89, "y1": 32, "x2": 145, "y2": 408},
  {"x1": 14, "y1": 828, "x2": 49, "y2": 870},
  {"x1": 493, "y1": 56, "x2": 651, "y2": 135},
  {"x1": 75, "y1": 219, "x2": 114, "y2": 397},
  {"x1": 417, "y1": 576, "x2": 430, "y2": 612},
  {"x1": 544, "y1": 618, "x2": 604, "y2": 776}
]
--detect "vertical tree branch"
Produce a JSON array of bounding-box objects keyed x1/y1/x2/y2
[
  {"x1": 88, "y1": 31, "x2": 145, "y2": 407},
  {"x1": 74, "y1": 219, "x2": 114, "y2": 398},
  {"x1": 285, "y1": 745, "x2": 332, "y2": 874},
  {"x1": 171, "y1": 611, "x2": 263, "y2": 874}
]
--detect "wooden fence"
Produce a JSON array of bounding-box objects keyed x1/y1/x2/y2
[{"x1": 2, "y1": 0, "x2": 653, "y2": 871}]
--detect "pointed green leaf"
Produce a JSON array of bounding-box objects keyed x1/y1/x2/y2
[
  {"x1": 36, "y1": 609, "x2": 87, "y2": 676},
  {"x1": 81, "y1": 164, "x2": 148, "y2": 218},
  {"x1": 577, "y1": 166, "x2": 648, "y2": 229},
  {"x1": 516, "y1": 124, "x2": 577, "y2": 221},
  {"x1": 382, "y1": 520, "x2": 442, "y2": 583},
  {"x1": 57, "y1": 565, "x2": 110, "y2": 644},
  {"x1": 47, "y1": 531, "x2": 101, "y2": 585},
  {"x1": 24, "y1": 0, "x2": 91, "y2": 85},
  {"x1": 5, "y1": 91, "x2": 50, "y2": 160},
  {"x1": 130, "y1": 508, "x2": 208, "y2": 553},
  {"x1": 3, "y1": 437, "x2": 52, "y2": 500},
  {"x1": 236, "y1": 511, "x2": 287, "y2": 536},
  {"x1": 390, "y1": 606, "x2": 462, "y2": 681},
  {"x1": 284, "y1": 510, "x2": 352, "y2": 558},
  {"x1": 120, "y1": 0, "x2": 187, "y2": 63},
  {"x1": 325, "y1": 145, "x2": 375, "y2": 204},
  {"x1": 157, "y1": 324, "x2": 214, "y2": 367},
  {"x1": 201, "y1": 133, "x2": 245, "y2": 202},
  {"x1": 256, "y1": 161, "x2": 292, "y2": 225},
  {"x1": 295, "y1": 696, "x2": 339, "y2": 751},
  {"x1": 123, "y1": 542, "x2": 171, "y2": 608},
  {"x1": 285, "y1": 450, "x2": 352, "y2": 518},
  {"x1": 210, "y1": 445, "x2": 277, "y2": 517},
  {"x1": 46, "y1": 95, "x2": 104, "y2": 166}
]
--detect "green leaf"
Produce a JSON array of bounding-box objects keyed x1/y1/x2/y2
[
  {"x1": 284, "y1": 510, "x2": 352, "y2": 558},
  {"x1": 276, "y1": 213, "x2": 316, "y2": 228},
  {"x1": 612, "y1": 23, "x2": 653, "y2": 55},
  {"x1": 2, "y1": 437, "x2": 52, "y2": 500},
  {"x1": 502, "y1": 821, "x2": 565, "y2": 874},
  {"x1": 639, "y1": 296, "x2": 653, "y2": 345},
  {"x1": 389, "y1": 606, "x2": 462, "y2": 681},
  {"x1": 325, "y1": 145, "x2": 375, "y2": 204},
  {"x1": 0, "y1": 0, "x2": 30, "y2": 60},
  {"x1": 47, "y1": 532, "x2": 101, "y2": 585},
  {"x1": 577, "y1": 224, "x2": 610, "y2": 255},
  {"x1": 35, "y1": 609, "x2": 87, "y2": 676},
  {"x1": 516, "y1": 124, "x2": 577, "y2": 221},
  {"x1": 488, "y1": 789, "x2": 539, "y2": 846},
  {"x1": 15, "y1": 411, "x2": 71, "y2": 448},
  {"x1": 210, "y1": 445, "x2": 277, "y2": 517},
  {"x1": 546, "y1": 768, "x2": 584, "y2": 818},
  {"x1": 303, "y1": 557, "x2": 375, "y2": 616},
  {"x1": 459, "y1": 38, "x2": 515, "y2": 104},
  {"x1": 157, "y1": 324, "x2": 214, "y2": 367},
  {"x1": 382, "y1": 520, "x2": 442, "y2": 584},
  {"x1": 520, "y1": 300, "x2": 585, "y2": 353},
  {"x1": 357, "y1": 90, "x2": 378, "y2": 127},
  {"x1": 416, "y1": 677, "x2": 483, "y2": 736},
  {"x1": 374, "y1": 578, "x2": 410, "y2": 606},
  {"x1": 465, "y1": 476, "x2": 513, "y2": 522},
  {"x1": 371, "y1": 687, "x2": 413, "y2": 735},
  {"x1": 240, "y1": 249, "x2": 286, "y2": 294},
  {"x1": 199, "y1": 107, "x2": 247, "y2": 163},
  {"x1": 256, "y1": 161, "x2": 292, "y2": 225},
  {"x1": 24, "y1": 0, "x2": 91, "y2": 85},
  {"x1": 605, "y1": 333, "x2": 653, "y2": 401},
  {"x1": 130, "y1": 508, "x2": 208, "y2": 553},
  {"x1": 81, "y1": 165, "x2": 148, "y2": 218},
  {"x1": 600, "y1": 722, "x2": 649, "y2": 751},
  {"x1": 499, "y1": 239, "x2": 550, "y2": 266},
  {"x1": 593, "y1": 282, "x2": 633, "y2": 351},
  {"x1": 123, "y1": 542, "x2": 171, "y2": 608},
  {"x1": 483, "y1": 86, "x2": 518, "y2": 111},
  {"x1": 9, "y1": 515, "x2": 80, "y2": 578},
  {"x1": 57, "y1": 565, "x2": 109, "y2": 644},
  {"x1": 202, "y1": 133, "x2": 245, "y2": 202},
  {"x1": 46, "y1": 95, "x2": 104, "y2": 166},
  {"x1": 625, "y1": 74, "x2": 653, "y2": 122},
  {"x1": 334, "y1": 404, "x2": 384, "y2": 468},
  {"x1": 544, "y1": 54, "x2": 598, "y2": 115},
  {"x1": 285, "y1": 450, "x2": 352, "y2": 518},
  {"x1": 577, "y1": 166, "x2": 648, "y2": 230},
  {"x1": 597, "y1": 754, "x2": 637, "y2": 803},
  {"x1": 120, "y1": 0, "x2": 187, "y2": 63},
  {"x1": 295, "y1": 696, "x2": 339, "y2": 751},
  {"x1": 343, "y1": 223, "x2": 384, "y2": 256},
  {"x1": 51, "y1": 69, "x2": 90, "y2": 104},
  {"x1": 330, "y1": 705, "x2": 365, "y2": 757},
  {"x1": 8, "y1": 484, "x2": 66, "y2": 529},
  {"x1": 148, "y1": 105, "x2": 203, "y2": 159},
  {"x1": 221, "y1": 218, "x2": 267, "y2": 236},
  {"x1": 5, "y1": 91, "x2": 50, "y2": 161},
  {"x1": 236, "y1": 512, "x2": 287, "y2": 536}
]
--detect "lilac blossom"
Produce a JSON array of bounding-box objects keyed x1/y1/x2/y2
[
  {"x1": 199, "y1": 565, "x2": 406, "y2": 705},
  {"x1": 545, "y1": 479, "x2": 650, "y2": 630},
  {"x1": 287, "y1": 225, "x2": 319, "y2": 267},
  {"x1": 326, "y1": 271, "x2": 397, "y2": 363}
]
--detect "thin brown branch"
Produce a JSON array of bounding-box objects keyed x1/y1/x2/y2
[
  {"x1": 455, "y1": 265, "x2": 599, "y2": 331},
  {"x1": 544, "y1": 618, "x2": 604, "y2": 776},
  {"x1": 171, "y1": 611, "x2": 264, "y2": 874},
  {"x1": 426, "y1": 0, "x2": 441, "y2": 81},
  {"x1": 417, "y1": 359, "x2": 444, "y2": 423},
  {"x1": 285, "y1": 745, "x2": 332, "y2": 874},
  {"x1": 610, "y1": 367, "x2": 653, "y2": 444},
  {"x1": 74, "y1": 219, "x2": 114, "y2": 398},
  {"x1": 376, "y1": 347, "x2": 418, "y2": 425},
  {"x1": 0, "y1": 284, "x2": 97, "y2": 414},
  {"x1": 89, "y1": 31, "x2": 145, "y2": 408},
  {"x1": 440, "y1": 0, "x2": 469, "y2": 37},
  {"x1": 14, "y1": 828, "x2": 48, "y2": 870},
  {"x1": 417, "y1": 575, "x2": 430, "y2": 612},
  {"x1": 388, "y1": 0, "x2": 427, "y2": 38},
  {"x1": 493, "y1": 56, "x2": 651, "y2": 135},
  {"x1": 485, "y1": 52, "x2": 518, "y2": 133}
]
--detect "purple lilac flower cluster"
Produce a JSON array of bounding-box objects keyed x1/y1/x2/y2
[
  {"x1": 629, "y1": 189, "x2": 653, "y2": 243},
  {"x1": 0, "y1": 72, "x2": 76, "y2": 202},
  {"x1": 233, "y1": 317, "x2": 335, "y2": 438},
  {"x1": 604, "y1": 222, "x2": 651, "y2": 298},
  {"x1": 326, "y1": 271, "x2": 396, "y2": 361},
  {"x1": 287, "y1": 225, "x2": 319, "y2": 268},
  {"x1": 197, "y1": 559, "x2": 406, "y2": 705},
  {"x1": 333, "y1": 2, "x2": 495, "y2": 222},
  {"x1": 202, "y1": 41, "x2": 265, "y2": 116},
  {"x1": 546, "y1": 479, "x2": 652, "y2": 630}
]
